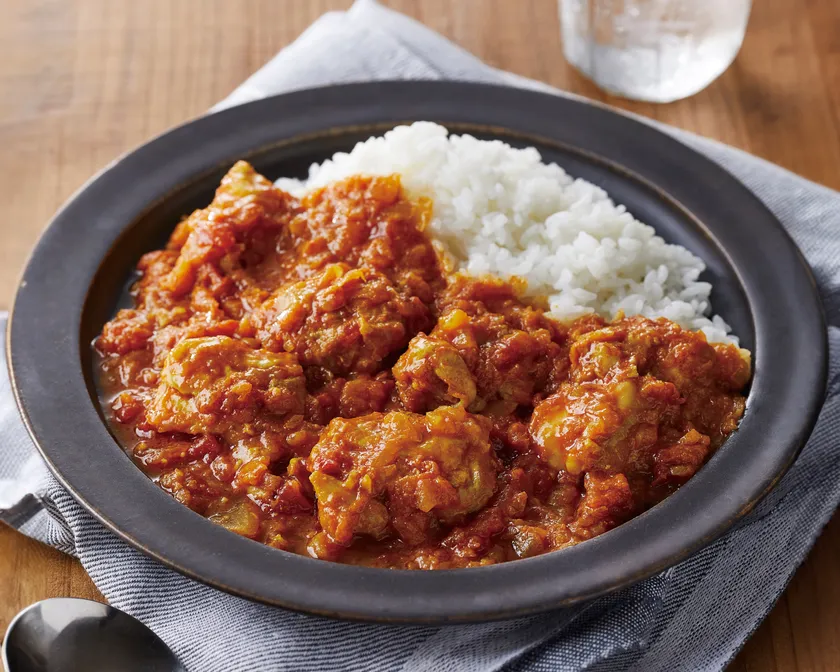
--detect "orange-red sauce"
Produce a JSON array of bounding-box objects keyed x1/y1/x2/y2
[{"x1": 96, "y1": 161, "x2": 750, "y2": 569}]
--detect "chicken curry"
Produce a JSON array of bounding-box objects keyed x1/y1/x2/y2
[{"x1": 96, "y1": 161, "x2": 750, "y2": 569}]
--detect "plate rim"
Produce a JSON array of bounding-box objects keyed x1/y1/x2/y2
[{"x1": 7, "y1": 80, "x2": 828, "y2": 623}]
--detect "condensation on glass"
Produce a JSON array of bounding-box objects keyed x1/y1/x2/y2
[{"x1": 559, "y1": 0, "x2": 752, "y2": 103}]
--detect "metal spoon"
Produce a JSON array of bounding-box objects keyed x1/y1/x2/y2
[{"x1": 2, "y1": 598, "x2": 184, "y2": 672}]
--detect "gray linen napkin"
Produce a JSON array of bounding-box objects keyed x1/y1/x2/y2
[{"x1": 2, "y1": 1, "x2": 839, "y2": 670}]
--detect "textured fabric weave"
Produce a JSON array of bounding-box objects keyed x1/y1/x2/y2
[{"x1": 2, "y1": 1, "x2": 839, "y2": 670}]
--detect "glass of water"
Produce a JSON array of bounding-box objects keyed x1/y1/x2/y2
[{"x1": 559, "y1": 0, "x2": 752, "y2": 103}]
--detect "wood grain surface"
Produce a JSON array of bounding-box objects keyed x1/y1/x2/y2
[{"x1": 2, "y1": 1, "x2": 839, "y2": 669}]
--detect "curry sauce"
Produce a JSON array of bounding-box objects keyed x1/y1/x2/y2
[{"x1": 96, "y1": 161, "x2": 750, "y2": 569}]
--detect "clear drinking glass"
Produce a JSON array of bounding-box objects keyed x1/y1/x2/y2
[{"x1": 559, "y1": 0, "x2": 752, "y2": 103}]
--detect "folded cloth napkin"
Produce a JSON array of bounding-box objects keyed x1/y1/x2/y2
[{"x1": 2, "y1": 1, "x2": 839, "y2": 670}]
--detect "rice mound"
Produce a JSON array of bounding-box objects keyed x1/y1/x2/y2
[{"x1": 276, "y1": 122, "x2": 736, "y2": 344}]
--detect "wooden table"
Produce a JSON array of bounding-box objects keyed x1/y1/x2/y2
[{"x1": 2, "y1": 1, "x2": 838, "y2": 669}]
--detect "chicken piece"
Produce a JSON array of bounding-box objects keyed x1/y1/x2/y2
[
  {"x1": 96, "y1": 251, "x2": 183, "y2": 358},
  {"x1": 569, "y1": 472, "x2": 636, "y2": 540},
  {"x1": 148, "y1": 313, "x2": 240, "y2": 368},
  {"x1": 294, "y1": 174, "x2": 443, "y2": 297},
  {"x1": 96, "y1": 309, "x2": 156, "y2": 355},
  {"x1": 247, "y1": 263, "x2": 432, "y2": 376},
  {"x1": 146, "y1": 335, "x2": 306, "y2": 435},
  {"x1": 134, "y1": 435, "x2": 222, "y2": 471},
  {"x1": 393, "y1": 334, "x2": 477, "y2": 412},
  {"x1": 162, "y1": 161, "x2": 294, "y2": 297},
  {"x1": 442, "y1": 451, "x2": 556, "y2": 562},
  {"x1": 529, "y1": 374, "x2": 682, "y2": 476},
  {"x1": 651, "y1": 428, "x2": 711, "y2": 492},
  {"x1": 430, "y1": 275, "x2": 565, "y2": 412},
  {"x1": 97, "y1": 163, "x2": 295, "y2": 357},
  {"x1": 566, "y1": 316, "x2": 663, "y2": 384},
  {"x1": 650, "y1": 335, "x2": 750, "y2": 446},
  {"x1": 306, "y1": 405, "x2": 499, "y2": 556},
  {"x1": 568, "y1": 315, "x2": 750, "y2": 446}
]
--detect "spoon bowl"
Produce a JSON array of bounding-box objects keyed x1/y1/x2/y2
[{"x1": 2, "y1": 598, "x2": 183, "y2": 672}]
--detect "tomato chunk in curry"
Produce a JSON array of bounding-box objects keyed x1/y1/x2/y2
[{"x1": 96, "y1": 161, "x2": 750, "y2": 569}]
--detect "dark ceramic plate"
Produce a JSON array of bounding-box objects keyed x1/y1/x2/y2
[{"x1": 8, "y1": 82, "x2": 827, "y2": 623}]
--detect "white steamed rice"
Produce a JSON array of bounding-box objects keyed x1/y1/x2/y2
[{"x1": 275, "y1": 122, "x2": 736, "y2": 345}]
